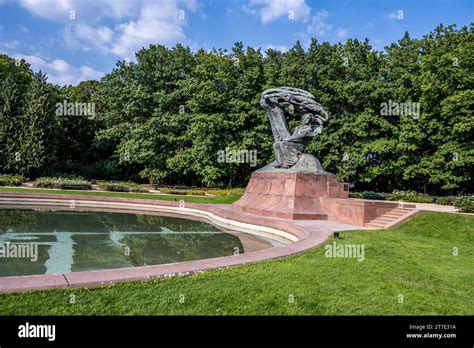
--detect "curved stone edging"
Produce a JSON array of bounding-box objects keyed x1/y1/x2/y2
[{"x1": 0, "y1": 193, "x2": 364, "y2": 293}]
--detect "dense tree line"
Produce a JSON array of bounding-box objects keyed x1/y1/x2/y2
[{"x1": 0, "y1": 24, "x2": 472, "y2": 194}]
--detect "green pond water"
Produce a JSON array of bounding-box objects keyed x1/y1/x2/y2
[{"x1": 0, "y1": 209, "x2": 282, "y2": 276}]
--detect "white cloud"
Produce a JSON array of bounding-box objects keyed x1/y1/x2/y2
[
  {"x1": 77, "y1": 24, "x2": 113, "y2": 44},
  {"x1": 247, "y1": 0, "x2": 310, "y2": 23},
  {"x1": 64, "y1": 24, "x2": 114, "y2": 52},
  {"x1": 264, "y1": 44, "x2": 289, "y2": 52},
  {"x1": 306, "y1": 10, "x2": 349, "y2": 40},
  {"x1": 15, "y1": 54, "x2": 104, "y2": 85},
  {"x1": 335, "y1": 28, "x2": 348, "y2": 38},
  {"x1": 241, "y1": 4, "x2": 257, "y2": 16},
  {"x1": 18, "y1": 0, "x2": 141, "y2": 22},
  {"x1": 19, "y1": 0, "x2": 199, "y2": 58},
  {"x1": 111, "y1": 2, "x2": 190, "y2": 57},
  {"x1": 307, "y1": 9, "x2": 332, "y2": 36}
]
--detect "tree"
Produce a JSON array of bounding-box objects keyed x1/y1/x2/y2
[{"x1": 0, "y1": 24, "x2": 471, "y2": 194}]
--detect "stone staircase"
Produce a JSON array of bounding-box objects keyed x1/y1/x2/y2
[{"x1": 366, "y1": 207, "x2": 416, "y2": 228}]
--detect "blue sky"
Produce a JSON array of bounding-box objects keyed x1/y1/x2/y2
[{"x1": 0, "y1": 0, "x2": 472, "y2": 85}]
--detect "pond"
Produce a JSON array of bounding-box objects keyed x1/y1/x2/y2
[{"x1": 0, "y1": 209, "x2": 284, "y2": 276}]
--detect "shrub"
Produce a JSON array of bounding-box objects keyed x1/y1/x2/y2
[
  {"x1": 387, "y1": 190, "x2": 433, "y2": 203},
  {"x1": 409, "y1": 195, "x2": 434, "y2": 203},
  {"x1": 362, "y1": 191, "x2": 389, "y2": 200},
  {"x1": 189, "y1": 190, "x2": 206, "y2": 195},
  {"x1": 139, "y1": 168, "x2": 166, "y2": 190},
  {"x1": 453, "y1": 195, "x2": 474, "y2": 213},
  {"x1": 346, "y1": 190, "x2": 458, "y2": 205},
  {"x1": 387, "y1": 190, "x2": 415, "y2": 201},
  {"x1": 206, "y1": 188, "x2": 245, "y2": 196},
  {"x1": 159, "y1": 187, "x2": 183, "y2": 195},
  {"x1": 159, "y1": 187, "x2": 206, "y2": 196},
  {"x1": 97, "y1": 181, "x2": 148, "y2": 193},
  {"x1": 0, "y1": 174, "x2": 27, "y2": 186},
  {"x1": 48, "y1": 172, "x2": 87, "y2": 180},
  {"x1": 435, "y1": 196, "x2": 456, "y2": 206},
  {"x1": 158, "y1": 187, "x2": 245, "y2": 196},
  {"x1": 35, "y1": 177, "x2": 92, "y2": 190}
]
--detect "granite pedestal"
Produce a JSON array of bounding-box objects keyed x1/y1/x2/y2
[{"x1": 233, "y1": 172, "x2": 349, "y2": 220}]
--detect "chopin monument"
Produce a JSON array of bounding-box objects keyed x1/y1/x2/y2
[
  {"x1": 234, "y1": 87, "x2": 349, "y2": 220},
  {"x1": 257, "y1": 87, "x2": 331, "y2": 174}
]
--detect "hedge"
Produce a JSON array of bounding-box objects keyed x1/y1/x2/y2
[
  {"x1": 434, "y1": 196, "x2": 456, "y2": 206},
  {"x1": 350, "y1": 190, "x2": 461, "y2": 205},
  {"x1": 158, "y1": 187, "x2": 245, "y2": 196},
  {"x1": 453, "y1": 195, "x2": 474, "y2": 213},
  {"x1": 0, "y1": 174, "x2": 27, "y2": 186},
  {"x1": 34, "y1": 177, "x2": 92, "y2": 190},
  {"x1": 206, "y1": 188, "x2": 246, "y2": 196},
  {"x1": 387, "y1": 190, "x2": 434, "y2": 203},
  {"x1": 159, "y1": 187, "x2": 206, "y2": 196},
  {"x1": 97, "y1": 181, "x2": 148, "y2": 193}
]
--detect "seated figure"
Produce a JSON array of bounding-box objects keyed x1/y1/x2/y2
[
  {"x1": 274, "y1": 114, "x2": 322, "y2": 168},
  {"x1": 260, "y1": 87, "x2": 328, "y2": 170}
]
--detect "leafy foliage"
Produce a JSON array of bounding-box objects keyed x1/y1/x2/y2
[
  {"x1": 34, "y1": 177, "x2": 92, "y2": 190},
  {"x1": 97, "y1": 181, "x2": 148, "y2": 193},
  {"x1": 454, "y1": 195, "x2": 474, "y2": 212},
  {"x1": 0, "y1": 174, "x2": 27, "y2": 186},
  {"x1": 0, "y1": 24, "x2": 472, "y2": 194},
  {"x1": 387, "y1": 190, "x2": 434, "y2": 203}
]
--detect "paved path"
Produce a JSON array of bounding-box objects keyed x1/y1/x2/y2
[
  {"x1": 414, "y1": 203, "x2": 458, "y2": 213},
  {"x1": 347, "y1": 198, "x2": 460, "y2": 213}
]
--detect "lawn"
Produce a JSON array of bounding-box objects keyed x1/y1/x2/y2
[
  {"x1": 0, "y1": 187, "x2": 242, "y2": 204},
  {"x1": 0, "y1": 212, "x2": 472, "y2": 315}
]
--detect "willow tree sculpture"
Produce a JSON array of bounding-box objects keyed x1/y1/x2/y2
[{"x1": 258, "y1": 87, "x2": 332, "y2": 174}]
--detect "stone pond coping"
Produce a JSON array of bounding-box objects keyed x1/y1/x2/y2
[{"x1": 0, "y1": 192, "x2": 367, "y2": 293}]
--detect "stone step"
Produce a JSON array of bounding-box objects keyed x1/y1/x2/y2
[
  {"x1": 383, "y1": 210, "x2": 407, "y2": 215},
  {"x1": 381, "y1": 213, "x2": 405, "y2": 218},
  {"x1": 366, "y1": 222, "x2": 388, "y2": 228},
  {"x1": 387, "y1": 210, "x2": 414, "y2": 215},
  {"x1": 366, "y1": 207, "x2": 416, "y2": 228},
  {"x1": 392, "y1": 207, "x2": 415, "y2": 212},
  {"x1": 372, "y1": 217, "x2": 394, "y2": 223}
]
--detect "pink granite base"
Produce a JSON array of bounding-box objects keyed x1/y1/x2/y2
[
  {"x1": 233, "y1": 172, "x2": 416, "y2": 225},
  {"x1": 320, "y1": 198, "x2": 415, "y2": 226},
  {"x1": 233, "y1": 172, "x2": 349, "y2": 220}
]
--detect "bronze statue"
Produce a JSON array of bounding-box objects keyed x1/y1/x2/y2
[{"x1": 258, "y1": 87, "x2": 332, "y2": 174}]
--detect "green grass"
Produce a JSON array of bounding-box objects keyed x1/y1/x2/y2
[
  {"x1": 0, "y1": 187, "x2": 241, "y2": 204},
  {"x1": 0, "y1": 212, "x2": 472, "y2": 315}
]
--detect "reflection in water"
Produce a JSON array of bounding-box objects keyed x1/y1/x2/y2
[
  {"x1": 44, "y1": 232, "x2": 74, "y2": 274},
  {"x1": 0, "y1": 209, "x2": 283, "y2": 276}
]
